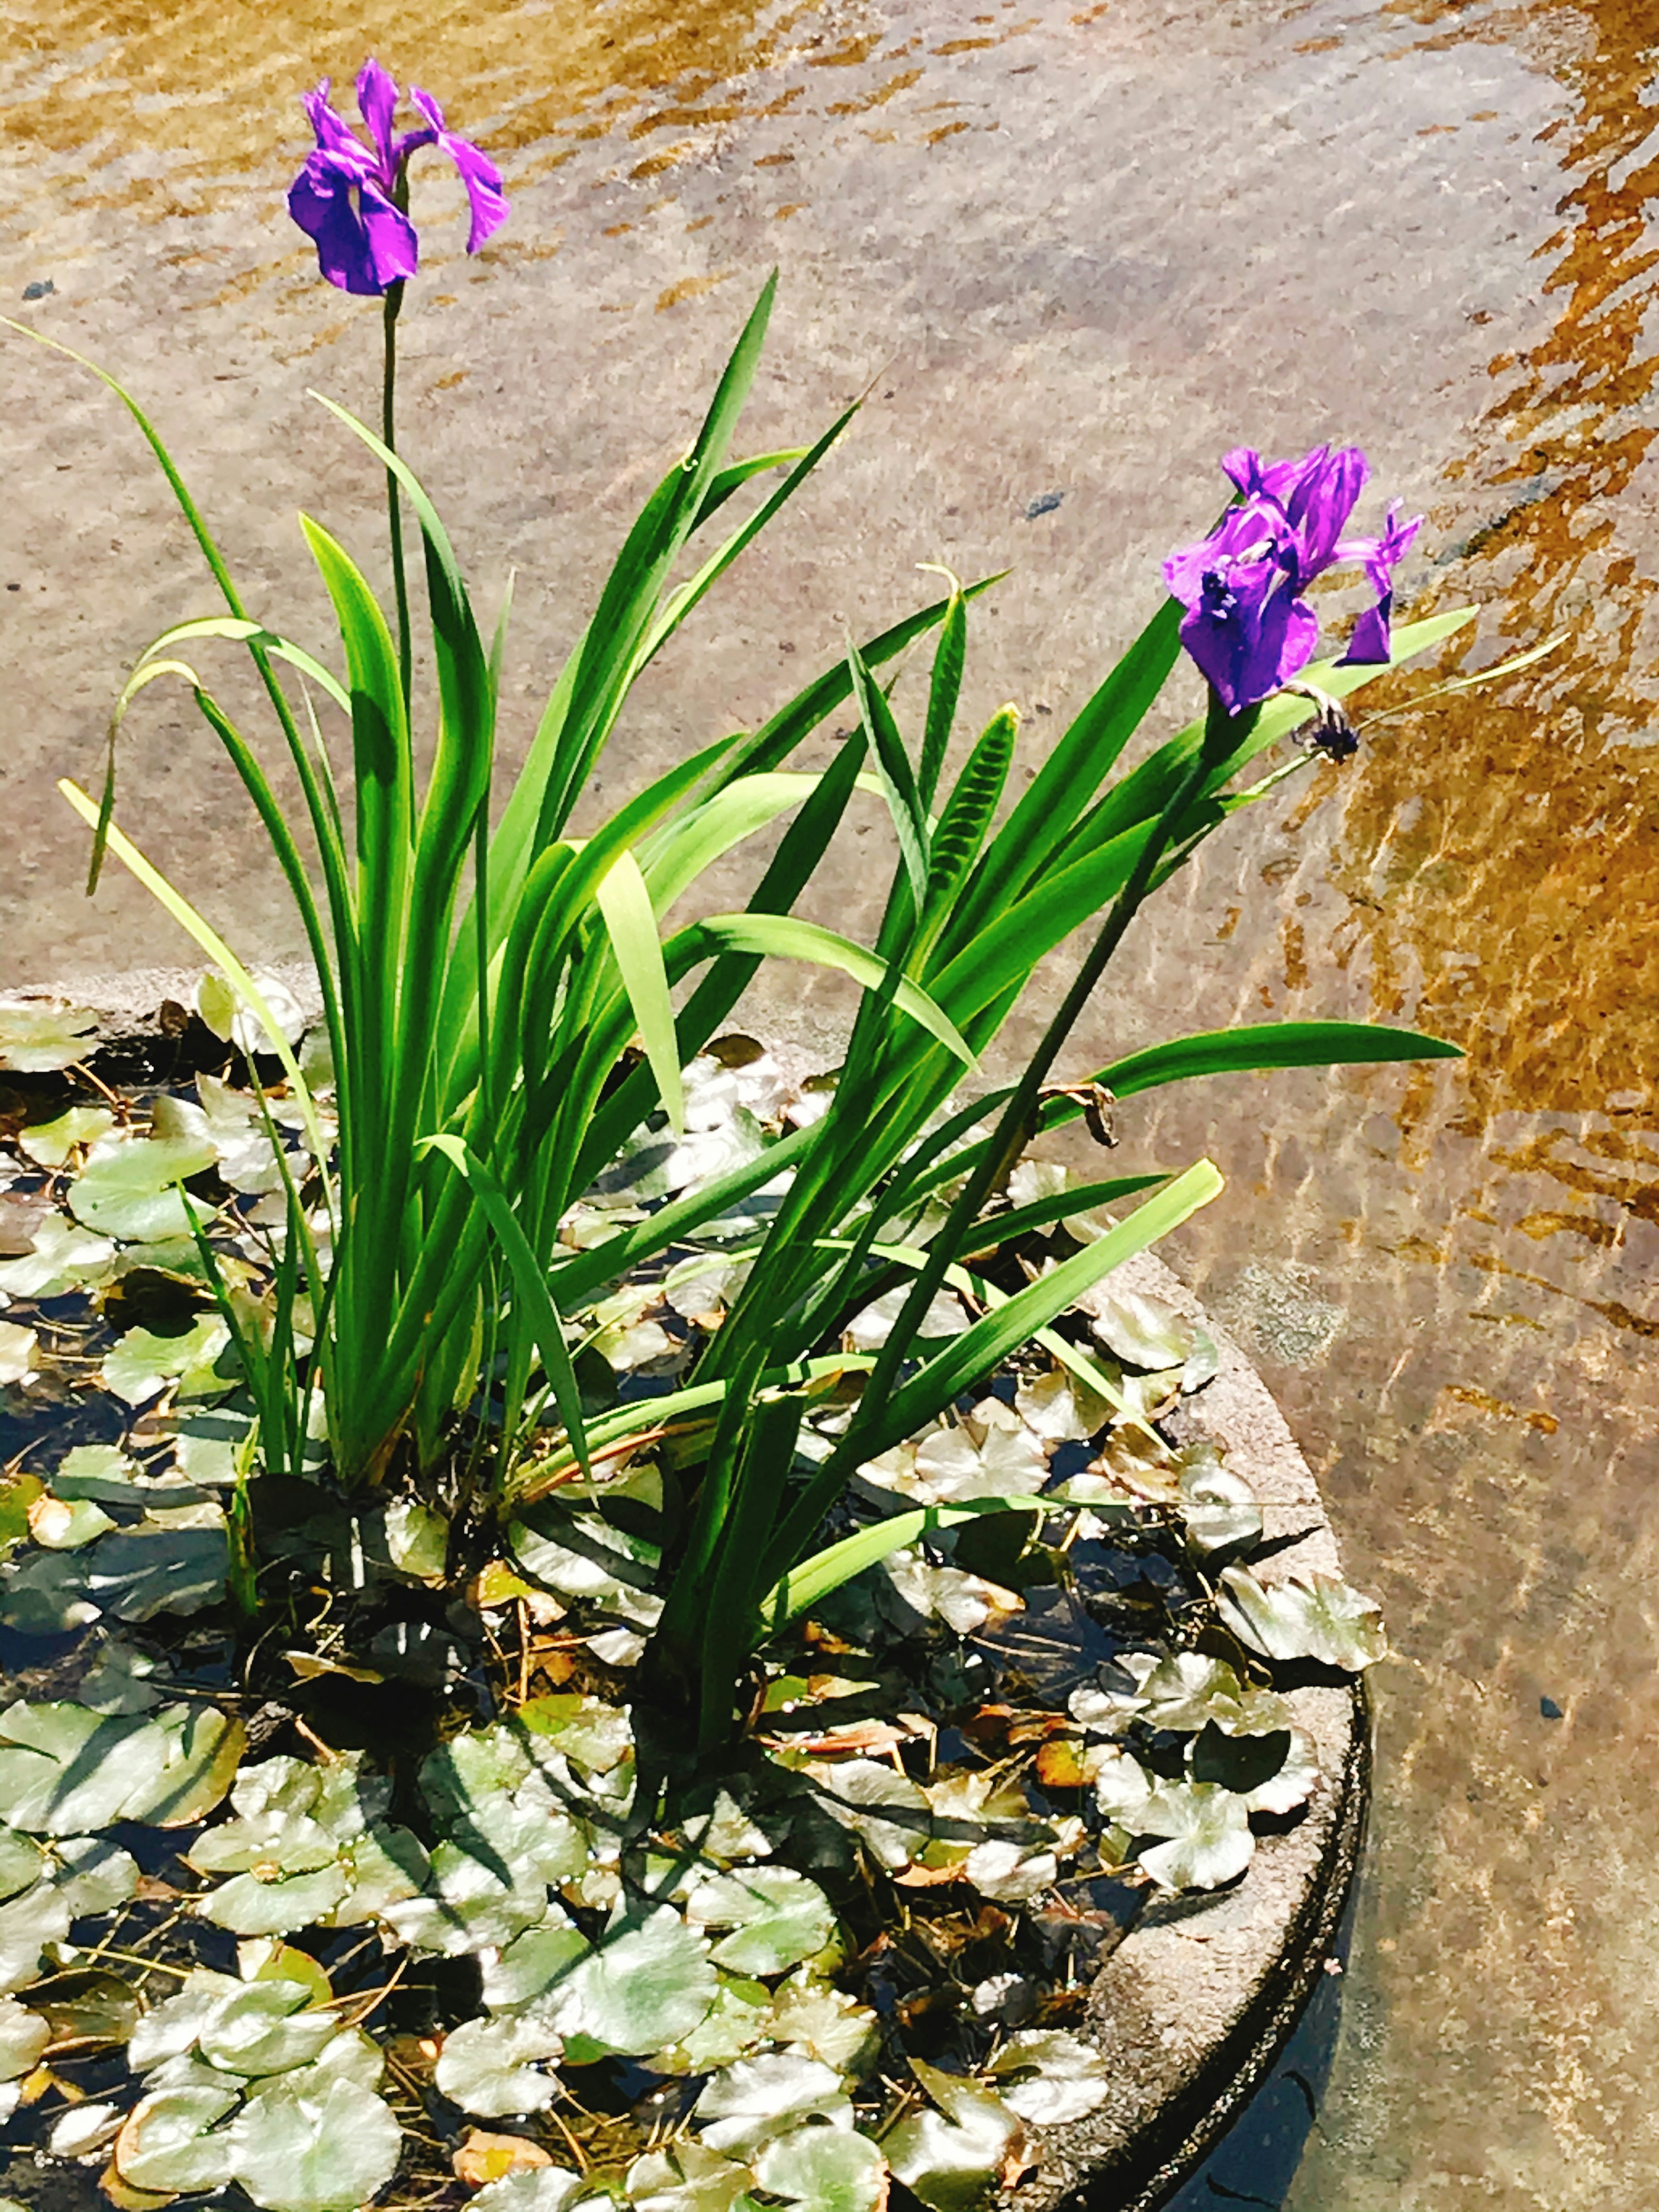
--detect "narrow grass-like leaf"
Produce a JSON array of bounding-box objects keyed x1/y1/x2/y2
[
  {"x1": 418, "y1": 1136, "x2": 591, "y2": 1485},
  {"x1": 594, "y1": 849, "x2": 685, "y2": 1135},
  {"x1": 678, "y1": 914, "x2": 976, "y2": 1065},
  {"x1": 1074, "y1": 1019, "x2": 1463, "y2": 1104},
  {"x1": 849, "y1": 642, "x2": 928, "y2": 909}
]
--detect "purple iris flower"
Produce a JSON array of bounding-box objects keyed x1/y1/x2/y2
[
  {"x1": 288, "y1": 59, "x2": 508, "y2": 297},
  {"x1": 1162, "y1": 445, "x2": 1422, "y2": 715}
]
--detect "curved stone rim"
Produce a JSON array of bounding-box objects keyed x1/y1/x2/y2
[{"x1": 1018, "y1": 1248, "x2": 1370, "y2": 2212}]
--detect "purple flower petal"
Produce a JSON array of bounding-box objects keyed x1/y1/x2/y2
[
  {"x1": 301, "y1": 79, "x2": 375, "y2": 173},
  {"x1": 1342, "y1": 597, "x2": 1394, "y2": 666},
  {"x1": 355, "y1": 58, "x2": 402, "y2": 186},
  {"x1": 410, "y1": 86, "x2": 510, "y2": 252},
  {"x1": 287, "y1": 157, "x2": 418, "y2": 296}
]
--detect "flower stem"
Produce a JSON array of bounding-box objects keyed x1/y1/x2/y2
[
  {"x1": 381, "y1": 276, "x2": 413, "y2": 715},
  {"x1": 852, "y1": 686, "x2": 1255, "y2": 1437}
]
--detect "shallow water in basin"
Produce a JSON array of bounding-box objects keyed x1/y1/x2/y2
[{"x1": 3, "y1": 0, "x2": 1659, "y2": 2202}]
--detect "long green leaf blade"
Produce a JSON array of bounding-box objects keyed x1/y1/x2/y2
[{"x1": 594, "y1": 849, "x2": 685, "y2": 1135}]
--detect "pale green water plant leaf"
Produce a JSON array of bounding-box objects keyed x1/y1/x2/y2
[
  {"x1": 984, "y1": 2029, "x2": 1109, "y2": 2124},
  {"x1": 1216, "y1": 1564, "x2": 1389, "y2": 1671},
  {"x1": 114, "y1": 2082, "x2": 240, "y2": 2194},
  {"x1": 755, "y1": 2124, "x2": 887, "y2": 2212},
  {"x1": 0, "y1": 1831, "x2": 43, "y2": 1903},
  {"x1": 627, "y1": 2141, "x2": 754, "y2": 2212},
  {"x1": 199, "y1": 1865, "x2": 353, "y2": 1936},
  {"x1": 0, "y1": 1212, "x2": 118, "y2": 1299},
  {"x1": 434, "y1": 2014, "x2": 564, "y2": 2115},
  {"x1": 48, "y1": 2099, "x2": 124, "y2": 2157},
  {"x1": 0, "y1": 1549, "x2": 101, "y2": 1634},
  {"x1": 557, "y1": 1907, "x2": 718, "y2": 2059},
  {"x1": 649, "y1": 1975, "x2": 772, "y2": 2073},
  {"x1": 27, "y1": 1494, "x2": 114, "y2": 1549},
  {"x1": 694, "y1": 2050, "x2": 848, "y2": 2157},
  {"x1": 102, "y1": 1315, "x2": 231, "y2": 1405},
  {"x1": 381, "y1": 1841, "x2": 550, "y2": 1956},
  {"x1": 1088, "y1": 1289, "x2": 1196, "y2": 1372},
  {"x1": 229, "y1": 2068, "x2": 403, "y2": 2212},
  {"x1": 83, "y1": 1523, "x2": 229, "y2": 1620},
  {"x1": 884, "y1": 2060, "x2": 1021, "y2": 2212},
  {"x1": 687, "y1": 1866, "x2": 836, "y2": 1976},
  {"x1": 0, "y1": 1001, "x2": 99, "y2": 1073},
  {"x1": 766, "y1": 1974, "x2": 880, "y2": 2074},
  {"x1": 69, "y1": 1118, "x2": 219, "y2": 1244},
  {"x1": 0, "y1": 1324, "x2": 37, "y2": 1389},
  {"x1": 52, "y1": 1834, "x2": 140, "y2": 1916},
  {"x1": 0, "y1": 1879, "x2": 71, "y2": 1992},
  {"x1": 18, "y1": 1105, "x2": 115, "y2": 1169},
  {"x1": 801, "y1": 1759, "x2": 930, "y2": 1872},
  {"x1": 1135, "y1": 1781, "x2": 1254, "y2": 1891},
  {"x1": 384, "y1": 1497, "x2": 449, "y2": 1580},
  {"x1": 0, "y1": 1997, "x2": 48, "y2": 2081},
  {"x1": 1177, "y1": 1447, "x2": 1261, "y2": 1561},
  {"x1": 479, "y1": 1915, "x2": 588, "y2": 2014},
  {"x1": 474, "y1": 2170, "x2": 588, "y2": 2212}
]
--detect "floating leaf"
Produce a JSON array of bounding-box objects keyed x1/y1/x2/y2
[
  {"x1": 27, "y1": 1494, "x2": 115, "y2": 1550},
  {"x1": 381, "y1": 1840, "x2": 550, "y2": 1957},
  {"x1": 48, "y1": 2100, "x2": 124, "y2": 2156},
  {"x1": 649, "y1": 1975, "x2": 772, "y2": 2074},
  {"x1": 132, "y1": 1972, "x2": 337, "y2": 2078},
  {"x1": 435, "y1": 2015, "x2": 564, "y2": 2116},
  {"x1": 472, "y1": 2171, "x2": 588, "y2": 2212},
  {"x1": 766, "y1": 1973, "x2": 880, "y2": 2074},
  {"x1": 479, "y1": 1915, "x2": 588, "y2": 2014},
  {"x1": 1135, "y1": 1782, "x2": 1254, "y2": 1891},
  {"x1": 0, "y1": 1212, "x2": 117, "y2": 1299},
  {"x1": 103, "y1": 1315, "x2": 231, "y2": 1405},
  {"x1": 1014, "y1": 1365, "x2": 1112, "y2": 1445},
  {"x1": 802, "y1": 1760, "x2": 930, "y2": 1872},
  {"x1": 688, "y1": 1866, "x2": 836, "y2": 1976},
  {"x1": 0, "y1": 1001, "x2": 99, "y2": 1073},
  {"x1": 69, "y1": 1117, "x2": 219, "y2": 1244},
  {"x1": 199, "y1": 1864, "x2": 353, "y2": 1937},
  {"x1": 756, "y1": 2125, "x2": 888, "y2": 2212},
  {"x1": 695, "y1": 2050, "x2": 849, "y2": 2158},
  {"x1": 985, "y1": 2029, "x2": 1109, "y2": 2124},
  {"x1": 0, "y1": 1878, "x2": 70, "y2": 1991},
  {"x1": 114, "y1": 2082, "x2": 240, "y2": 2194},
  {"x1": 83, "y1": 1523, "x2": 229, "y2": 1621},
  {"x1": 0, "y1": 1324, "x2": 37, "y2": 1390},
  {"x1": 884, "y1": 2060, "x2": 1021, "y2": 2212},
  {"x1": 0, "y1": 1700, "x2": 242, "y2": 1834},
  {"x1": 0, "y1": 1551, "x2": 105, "y2": 1635},
  {"x1": 53, "y1": 1834, "x2": 140, "y2": 1917},
  {"x1": 0, "y1": 1831, "x2": 43, "y2": 1903},
  {"x1": 19, "y1": 1104, "x2": 116, "y2": 1170},
  {"x1": 384, "y1": 1498, "x2": 450, "y2": 1581},
  {"x1": 961, "y1": 1838, "x2": 1058, "y2": 1905},
  {"x1": 229, "y1": 2068, "x2": 403, "y2": 2212},
  {"x1": 1089, "y1": 1290, "x2": 1196, "y2": 1372},
  {"x1": 1216, "y1": 1564, "x2": 1389, "y2": 1671},
  {"x1": 1178, "y1": 1447, "x2": 1262, "y2": 1561},
  {"x1": 0, "y1": 1996, "x2": 49, "y2": 2082},
  {"x1": 628, "y1": 2141, "x2": 754, "y2": 2212},
  {"x1": 556, "y1": 1907, "x2": 717, "y2": 2059}
]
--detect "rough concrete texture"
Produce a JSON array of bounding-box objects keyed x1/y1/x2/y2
[{"x1": 1018, "y1": 1249, "x2": 1363, "y2": 2210}]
